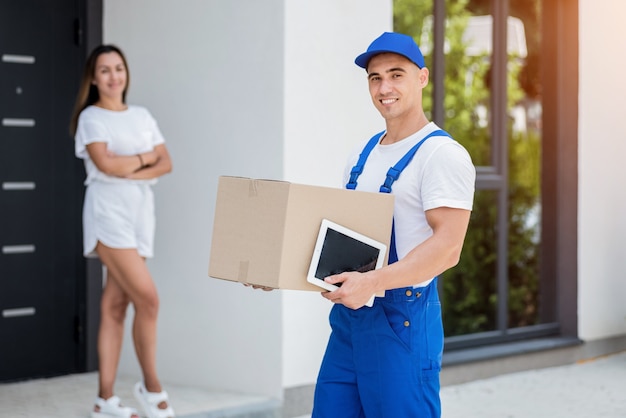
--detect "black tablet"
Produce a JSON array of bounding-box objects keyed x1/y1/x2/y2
[{"x1": 307, "y1": 219, "x2": 386, "y2": 305}]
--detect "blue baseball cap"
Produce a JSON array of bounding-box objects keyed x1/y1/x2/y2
[{"x1": 355, "y1": 32, "x2": 425, "y2": 70}]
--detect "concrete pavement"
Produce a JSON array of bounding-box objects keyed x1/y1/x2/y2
[
  {"x1": 0, "y1": 373, "x2": 279, "y2": 418},
  {"x1": 440, "y1": 351, "x2": 626, "y2": 418},
  {"x1": 1, "y1": 351, "x2": 625, "y2": 417}
]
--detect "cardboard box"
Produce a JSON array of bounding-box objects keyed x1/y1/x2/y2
[{"x1": 208, "y1": 176, "x2": 395, "y2": 291}]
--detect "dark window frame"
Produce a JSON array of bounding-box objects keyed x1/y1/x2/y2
[{"x1": 540, "y1": 0, "x2": 578, "y2": 339}]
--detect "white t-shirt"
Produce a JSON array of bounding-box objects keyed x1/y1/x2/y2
[
  {"x1": 75, "y1": 105, "x2": 166, "y2": 185},
  {"x1": 343, "y1": 122, "x2": 476, "y2": 286}
]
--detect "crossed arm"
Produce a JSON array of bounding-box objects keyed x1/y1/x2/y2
[{"x1": 86, "y1": 142, "x2": 172, "y2": 179}]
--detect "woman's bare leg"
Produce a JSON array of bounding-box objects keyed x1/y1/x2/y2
[
  {"x1": 94, "y1": 255, "x2": 140, "y2": 416},
  {"x1": 97, "y1": 268, "x2": 130, "y2": 399},
  {"x1": 96, "y1": 242, "x2": 168, "y2": 409}
]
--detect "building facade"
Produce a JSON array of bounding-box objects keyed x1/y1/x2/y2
[{"x1": 1, "y1": 0, "x2": 625, "y2": 414}]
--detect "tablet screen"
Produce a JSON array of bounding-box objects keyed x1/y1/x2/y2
[{"x1": 314, "y1": 227, "x2": 381, "y2": 283}]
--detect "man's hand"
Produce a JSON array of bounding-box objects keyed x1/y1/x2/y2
[
  {"x1": 321, "y1": 271, "x2": 378, "y2": 309},
  {"x1": 242, "y1": 283, "x2": 274, "y2": 291}
]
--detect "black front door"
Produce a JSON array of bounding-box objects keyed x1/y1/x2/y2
[{"x1": 0, "y1": 0, "x2": 90, "y2": 381}]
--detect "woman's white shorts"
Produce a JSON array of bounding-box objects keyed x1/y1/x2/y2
[{"x1": 83, "y1": 182, "x2": 155, "y2": 258}]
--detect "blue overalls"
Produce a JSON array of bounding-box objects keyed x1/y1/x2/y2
[{"x1": 312, "y1": 130, "x2": 450, "y2": 418}]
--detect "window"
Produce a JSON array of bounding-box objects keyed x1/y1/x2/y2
[{"x1": 394, "y1": 0, "x2": 577, "y2": 351}]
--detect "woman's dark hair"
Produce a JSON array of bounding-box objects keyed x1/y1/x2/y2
[{"x1": 69, "y1": 44, "x2": 130, "y2": 136}]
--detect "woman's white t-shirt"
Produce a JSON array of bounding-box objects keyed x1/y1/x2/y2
[{"x1": 75, "y1": 105, "x2": 166, "y2": 185}]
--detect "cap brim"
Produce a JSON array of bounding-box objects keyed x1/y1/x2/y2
[
  {"x1": 355, "y1": 50, "x2": 383, "y2": 69},
  {"x1": 354, "y1": 49, "x2": 422, "y2": 69}
]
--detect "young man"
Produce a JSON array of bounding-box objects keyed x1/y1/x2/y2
[{"x1": 311, "y1": 32, "x2": 476, "y2": 418}]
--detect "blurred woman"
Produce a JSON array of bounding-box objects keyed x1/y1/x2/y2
[{"x1": 70, "y1": 44, "x2": 174, "y2": 418}]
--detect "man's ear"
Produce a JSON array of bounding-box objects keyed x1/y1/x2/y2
[{"x1": 419, "y1": 67, "x2": 430, "y2": 88}]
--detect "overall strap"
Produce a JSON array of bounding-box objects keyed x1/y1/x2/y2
[
  {"x1": 345, "y1": 128, "x2": 451, "y2": 264},
  {"x1": 385, "y1": 129, "x2": 450, "y2": 263},
  {"x1": 379, "y1": 129, "x2": 450, "y2": 193},
  {"x1": 346, "y1": 131, "x2": 385, "y2": 190}
]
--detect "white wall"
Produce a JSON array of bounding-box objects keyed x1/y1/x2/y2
[
  {"x1": 578, "y1": 0, "x2": 626, "y2": 340},
  {"x1": 102, "y1": 0, "x2": 393, "y2": 398},
  {"x1": 104, "y1": 0, "x2": 286, "y2": 397},
  {"x1": 281, "y1": 0, "x2": 392, "y2": 387}
]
